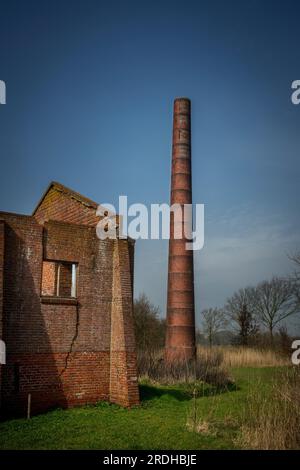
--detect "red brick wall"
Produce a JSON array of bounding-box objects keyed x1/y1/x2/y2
[
  {"x1": 57, "y1": 262, "x2": 73, "y2": 297},
  {"x1": 0, "y1": 220, "x2": 4, "y2": 337},
  {"x1": 2, "y1": 352, "x2": 110, "y2": 415},
  {"x1": 43, "y1": 220, "x2": 113, "y2": 354},
  {"x1": 0, "y1": 221, "x2": 4, "y2": 406},
  {"x1": 41, "y1": 261, "x2": 57, "y2": 296},
  {"x1": 110, "y1": 239, "x2": 139, "y2": 407},
  {"x1": 0, "y1": 207, "x2": 139, "y2": 416},
  {"x1": 1, "y1": 213, "x2": 44, "y2": 354},
  {"x1": 0, "y1": 213, "x2": 44, "y2": 415},
  {"x1": 128, "y1": 239, "x2": 135, "y2": 297}
]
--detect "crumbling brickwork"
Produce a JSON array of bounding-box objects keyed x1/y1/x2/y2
[
  {"x1": 0, "y1": 182, "x2": 139, "y2": 417},
  {"x1": 34, "y1": 182, "x2": 100, "y2": 226}
]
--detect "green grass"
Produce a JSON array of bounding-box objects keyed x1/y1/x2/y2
[{"x1": 0, "y1": 367, "x2": 281, "y2": 450}]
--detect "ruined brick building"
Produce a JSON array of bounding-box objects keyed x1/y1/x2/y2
[{"x1": 0, "y1": 181, "x2": 139, "y2": 416}]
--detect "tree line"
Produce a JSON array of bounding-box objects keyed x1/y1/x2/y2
[
  {"x1": 133, "y1": 252, "x2": 300, "y2": 352},
  {"x1": 202, "y1": 253, "x2": 300, "y2": 347}
]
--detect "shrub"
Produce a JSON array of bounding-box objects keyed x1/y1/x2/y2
[{"x1": 137, "y1": 348, "x2": 233, "y2": 389}]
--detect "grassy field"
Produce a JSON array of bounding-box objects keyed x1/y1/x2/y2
[{"x1": 0, "y1": 367, "x2": 280, "y2": 450}]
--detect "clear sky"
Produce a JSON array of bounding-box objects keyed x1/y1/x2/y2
[{"x1": 0, "y1": 0, "x2": 299, "y2": 331}]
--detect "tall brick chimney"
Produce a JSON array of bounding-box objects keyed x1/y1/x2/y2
[{"x1": 165, "y1": 98, "x2": 196, "y2": 363}]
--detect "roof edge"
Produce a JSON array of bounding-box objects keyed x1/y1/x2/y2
[{"x1": 32, "y1": 181, "x2": 99, "y2": 215}]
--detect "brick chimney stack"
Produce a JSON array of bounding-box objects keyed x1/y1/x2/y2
[{"x1": 165, "y1": 98, "x2": 196, "y2": 363}]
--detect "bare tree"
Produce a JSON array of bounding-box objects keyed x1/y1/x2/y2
[
  {"x1": 201, "y1": 308, "x2": 227, "y2": 347},
  {"x1": 236, "y1": 303, "x2": 259, "y2": 346},
  {"x1": 251, "y1": 277, "x2": 296, "y2": 344},
  {"x1": 289, "y1": 252, "x2": 300, "y2": 310},
  {"x1": 225, "y1": 287, "x2": 259, "y2": 346}
]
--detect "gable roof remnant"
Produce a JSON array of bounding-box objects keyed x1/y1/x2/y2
[
  {"x1": 32, "y1": 181, "x2": 106, "y2": 215},
  {"x1": 31, "y1": 180, "x2": 127, "y2": 238}
]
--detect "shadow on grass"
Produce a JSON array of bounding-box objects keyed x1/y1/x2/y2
[
  {"x1": 140, "y1": 382, "x2": 239, "y2": 403},
  {"x1": 140, "y1": 384, "x2": 189, "y2": 402},
  {"x1": 199, "y1": 382, "x2": 239, "y2": 397}
]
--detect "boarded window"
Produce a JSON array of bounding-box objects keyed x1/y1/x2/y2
[{"x1": 41, "y1": 261, "x2": 77, "y2": 298}]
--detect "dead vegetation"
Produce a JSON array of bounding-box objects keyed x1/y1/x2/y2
[
  {"x1": 237, "y1": 367, "x2": 300, "y2": 449},
  {"x1": 137, "y1": 345, "x2": 289, "y2": 384},
  {"x1": 137, "y1": 348, "x2": 233, "y2": 388},
  {"x1": 137, "y1": 346, "x2": 299, "y2": 449},
  {"x1": 197, "y1": 345, "x2": 289, "y2": 368}
]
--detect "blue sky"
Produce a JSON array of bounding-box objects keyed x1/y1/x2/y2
[{"x1": 0, "y1": 0, "x2": 299, "y2": 331}]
